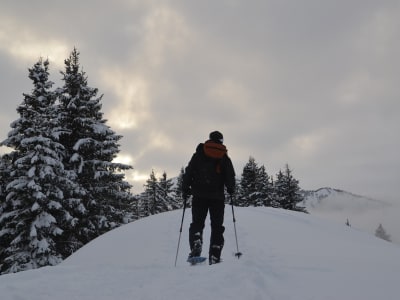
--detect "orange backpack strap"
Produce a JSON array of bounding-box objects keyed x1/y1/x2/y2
[{"x1": 203, "y1": 141, "x2": 227, "y2": 159}]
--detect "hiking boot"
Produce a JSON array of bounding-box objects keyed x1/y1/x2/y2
[
  {"x1": 209, "y1": 255, "x2": 221, "y2": 265},
  {"x1": 189, "y1": 236, "x2": 202, "y2": 257},
  {"x1": 210, "y1": 244, "x2": 222, "y2": 258}
]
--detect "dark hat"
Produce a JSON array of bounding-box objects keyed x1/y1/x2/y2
[{"x1": 209, "y1": 131, "x2": 224, "y2": 144}]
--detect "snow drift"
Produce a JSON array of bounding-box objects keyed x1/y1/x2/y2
[{"x1": 0, "y1": 207, "x2": 399, "y2": 300}]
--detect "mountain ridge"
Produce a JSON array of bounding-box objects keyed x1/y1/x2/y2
[{"x1": 301, "y1": 186, "x2": 390, "y2": 209}]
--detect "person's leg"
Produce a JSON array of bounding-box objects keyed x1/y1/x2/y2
[
  {"x1": 209, "y1": 199, "x2": 225, "y2": 263},
  {"x1": 189, "y1": 197, "x2": 208, "y2": 256}
]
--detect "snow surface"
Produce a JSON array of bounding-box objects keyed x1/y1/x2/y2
[{"x1": 1, "y1": 207, "x2": 400, "y2": 300}]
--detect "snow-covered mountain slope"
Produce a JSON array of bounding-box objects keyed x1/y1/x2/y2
[
  {"x1": 301, "y1": 187, "x2": 399, "y2": 243},
  {"x1": 1, "y1": 207, "x2": 399, "y2": 300},
  {"x1": 302, "y1": 187, "x2": 388, "y2": 212}
]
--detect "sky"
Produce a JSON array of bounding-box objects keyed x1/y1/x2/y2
[{"x1": 0, "y1": 0, "x2": 399, "y2": 203}]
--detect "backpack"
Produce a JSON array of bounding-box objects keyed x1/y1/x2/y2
[{"x1": 191, "y1": 141, "x2": 226, "y2": 194}]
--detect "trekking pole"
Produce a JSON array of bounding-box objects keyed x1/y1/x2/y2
[
  {"x1": 230, "y1": 195, "x2": 242, "y2": 259},
  {"x1": 174, "y1": 197, "x2": 187, "y2": 267}
]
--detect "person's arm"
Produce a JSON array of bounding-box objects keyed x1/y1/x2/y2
[
  {"x1": 182, "y1": 154, "x2": 196, "y2": 199},
  {"x1": 224, "y1": 156, "x2": 236, "y2": 195}
]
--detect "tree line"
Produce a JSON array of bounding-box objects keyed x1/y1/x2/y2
[
  {"x1": 0, "y1": 49, "x2": 305, "y2": 275},
  {"x1": 137, "y1": 157, "x2": 306, "y2": 218}
]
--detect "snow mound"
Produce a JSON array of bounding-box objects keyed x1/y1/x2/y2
[{"x1": 1, "y1": 207, "x2": 399, "y2": 300}]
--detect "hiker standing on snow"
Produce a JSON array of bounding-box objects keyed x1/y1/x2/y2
[{"x1": 182, "y1": 131, "x2": 236, "y2": 264}]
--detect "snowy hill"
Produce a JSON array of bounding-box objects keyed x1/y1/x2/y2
[
  {"x1": 301, "y1": 187, "x2": 398, "y2": 243},
  {"x1": 302, "y1": 187, "x2": 388, "y2": 212},
  {"x1": 1, "y1": 207, "x2": 400, "y2": 300}
]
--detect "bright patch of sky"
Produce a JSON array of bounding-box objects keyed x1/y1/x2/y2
[{"x1": 0, "y1": 1, "x2": 399, "y2": 205}]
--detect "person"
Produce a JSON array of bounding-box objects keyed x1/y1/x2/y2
[{"x1": 182, "y1": 131, "x2": 236, "y2": 264}]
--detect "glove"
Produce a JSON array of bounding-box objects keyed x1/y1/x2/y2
[
  {"x1": 227, "y1": 188, "x2": 235, "y2": 205},
  {"x1": 227, "y1": 187, "x2": 235, "y2": 196},
  {"x1": 182, "y1": 187, "x2": 191, "y2": 201}
]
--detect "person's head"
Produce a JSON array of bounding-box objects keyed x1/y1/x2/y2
[{"x1": 209, "y1": 131, "x2": 224, "y2": 144}]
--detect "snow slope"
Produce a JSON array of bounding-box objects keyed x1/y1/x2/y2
[
  {"x1": 302, "y1": 187, "x2": 399, "y2": 243},
  {"x1": 1, "y1": 207, "x2": 399, "y2": 300},
  {"x1": 303, "y1": 188, "x2": 388, "y2": 213}
]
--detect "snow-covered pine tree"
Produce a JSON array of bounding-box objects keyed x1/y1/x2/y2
[
  {"x1": 238, "y1": 157, "x2": 262, "y2": 206},
  {"x1": 57, "y1": 48, "x2": 132, "y2": 245},
  {"x1": 139, "y1": 170, "x2": 179, "y2": 216},
  {"x1": 228, "y1": 177, "x2": 241, "y2": 205},
  {"x1": 0, "y1": 59, "x2": 79, "y2": 274},
  {"x1": 174, "y1": 167, "x2": 185, "y2": 208},
  {"x1": 268, "y1": 176, "x2": 281, "y2": 208},
  {"x1": 158, "y1": 171, "x2": 180, "y2": 212},
  {"x1": 142, "y1": 170, "x2": 158, "y2": 216},
  {"x1": 129, "y1": 195, "x2": 141, "y2": 221},
  {"x1": 0, "y1": 154, "x2": 9, "y2": 202},
  {"x1": 274, "y1": 164, "x2": 306, "y2": 212},
  {"x1": 256, "y1": 165, "x2": 274, "y2": 206},
  {"x1": 274, "y1": 169, "x2": 285, "y2": 208},
  {"x1": 375, "y1": 223, "x2": 391, "y2": 242},
  {"x1": 0, "y1": 165, "x2": 2, "y2": 254},
  {"x1": 0, "y1": 154, "x2": 10, "y2": 258}
]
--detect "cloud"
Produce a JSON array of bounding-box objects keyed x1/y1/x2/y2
[
  {"x1": 0, "y1": 16, "x2": 69, "y2": 68},
  {"x1": 140, "y1": 5, "x2": 193, "y2": 68},
  {"x1": 100, "y1": 70, "x2": 151, "y2": 130},
  {"x1": 0, "y1": 0, "x2": 399, "y2": 209}
]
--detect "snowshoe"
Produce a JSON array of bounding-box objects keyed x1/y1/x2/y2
[{"x1": 187, "y1": 256, "x2": 207, "y2": 265}]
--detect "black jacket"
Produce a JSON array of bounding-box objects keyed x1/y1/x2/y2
[{"x1": 182, "y1": 140, "x2": 235, "y2": 200}]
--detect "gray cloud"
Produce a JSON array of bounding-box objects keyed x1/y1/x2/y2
[{"x1": 0, "y1": 1, "x2": 399, "y2": 209}]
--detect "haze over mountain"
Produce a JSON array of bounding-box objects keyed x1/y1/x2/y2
[{"x1": 302, "y1": 187, "x2": 398, "y2": 243}]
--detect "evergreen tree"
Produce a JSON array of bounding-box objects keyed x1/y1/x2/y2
[
  {"x1": 0, "y1": 154, "x2": 9, "y2": 203},
  {"x1": 238, "y1": 157, "x2": 261, "y2": 206},
  {"x1": 135, "y1": 196, "x2": 146, "y2": 219},
  {"x1": 256, "y1": 165, "x2": 274, "y2": 206},
  {"x1": 375, "y1": 223, "x2": 391, "y2": 242},
  {"x1": 268, "y1": 176, "x2": 281, "y2": 208},
  {"x1": 228, "y1": 177, "x2": 240, "y2": 205},
  {"x1": 57, "y1": 48, "x2": 132, "y2": 245},
  {"x1": 0, "y1": 154, "x2": 10, "y2": 261},
  {"x1": 158, "y1": 171, "x2": 179, "y2": 212},
  {"x1": 0, "y1": 59, "x2": 78, "y2": 273},
  {"x1": 130, "y1": 196, "x2": 141, "y2": 221},
  {"x1": 274, "y1": 170, "x2": 286, "y2": 208},
  {"x1": 174, "y1": 167, "x2": 185, "y2": 208},
  {"x1": 140, "y1": 170, "x2": 180, "y2": 217},
  {"x1": 142, "y1": 170, "x2": 158, "y2": 216},
  {"x1": 274, "y1": 164, "x2": 306, "y2": 212}
]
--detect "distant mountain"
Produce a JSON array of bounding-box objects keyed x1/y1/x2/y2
[
  {"x1": 301, "y1": 187, "x2": 389, "y2": 213},
  {"x1": 300, "y1": 187, "x2": 396, "y2": 243}
]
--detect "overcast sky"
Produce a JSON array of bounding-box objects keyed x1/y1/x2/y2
[{"x1": 0, "y1": 0, "x2": 399, "y2": 203}]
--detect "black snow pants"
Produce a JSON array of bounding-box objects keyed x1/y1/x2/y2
[{"x1": 189, "y1": 196, "x2": 225, "y2": 259}]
